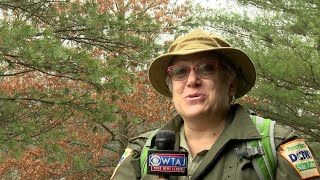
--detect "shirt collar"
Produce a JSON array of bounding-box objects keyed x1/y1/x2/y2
[
  {"x1": 224, "y1": 104, "x2": 261, "y2": 140},
  {"x1": 164, "y1": 104, "x2": 261, "y2": 140},
  {"x1": 150, "y1": 104, "x2": 261, "y2": 148}
]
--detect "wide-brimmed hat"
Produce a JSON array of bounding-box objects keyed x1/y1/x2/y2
[{"x1": 148, "y1": 29, "x2": 256, "y2": 98}]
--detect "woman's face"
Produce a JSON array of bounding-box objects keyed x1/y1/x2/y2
[{"x1": 170, "y1": 52, "x2": 236, "y2": 120}]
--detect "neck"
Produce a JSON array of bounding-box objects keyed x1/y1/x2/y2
[
  {"x1": 183, "y1": 115, "x2": 227, "y2": 140},
  {"x1": 182, "y1": 109, "x2": 229, "y2": 157},
  {"x1": 182, "y1": 106, "x2": 229, "y2": 132}
]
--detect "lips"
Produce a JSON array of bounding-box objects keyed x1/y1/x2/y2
[{"x1": 185, "y1": 93, "x2": 205, "y2": 100}]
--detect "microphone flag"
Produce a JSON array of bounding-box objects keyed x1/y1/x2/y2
[{"x1": 147, "y1": 150, "x2": 188, "y2": 176}]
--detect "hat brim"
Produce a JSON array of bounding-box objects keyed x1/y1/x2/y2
[{"x1": 148, "y1": 47, "x2": 256, "y2": 98}]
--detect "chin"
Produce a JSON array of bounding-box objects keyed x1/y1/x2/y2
[{"x1": 181, "y1": 109, "x2": 208, "y2": 118}]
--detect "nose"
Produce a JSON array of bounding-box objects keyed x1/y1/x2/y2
[{"x1": 186, "y1": 69, "x2": 201, "y2": 87}]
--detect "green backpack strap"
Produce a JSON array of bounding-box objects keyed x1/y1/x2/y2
[
  {"x1": 249, "y1": 115, "x2": 277, "y2": 180},
  {"x1": 140, "y1": 129, "x2": 159, "y2": 178}
]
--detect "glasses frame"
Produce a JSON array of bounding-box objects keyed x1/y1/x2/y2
[{"x1": 167, "y1": 63, "x2": 224, "y2": 81}]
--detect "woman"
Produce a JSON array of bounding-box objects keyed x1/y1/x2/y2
[{"x1": 111, "y1": 29, "x2": 320, "y2": 180}]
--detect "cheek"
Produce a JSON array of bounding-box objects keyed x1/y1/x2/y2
[
  {"x1": 172, "y1": 81, "x2": 185, "y2": 95},
  {"x1": 208, "y1": 79, "x2": 230, "y2": 100}
]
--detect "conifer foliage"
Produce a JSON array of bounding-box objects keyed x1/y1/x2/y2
[
  {"x1": 0, "y1": 0, "x2": 190, "y2": 178},
  {"x1": 200, "y1": 0, "x2": 320, "y2": 156}
]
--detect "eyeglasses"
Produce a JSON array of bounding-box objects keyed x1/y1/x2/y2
[{"x1": 167, "y1": 63, "x2": 222, "y2": 81}]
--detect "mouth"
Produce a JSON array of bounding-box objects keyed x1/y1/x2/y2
[{"x1": 185, "y1": 93, "x2": 205, "y2": 100}]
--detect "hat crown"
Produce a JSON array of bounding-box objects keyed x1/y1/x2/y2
[{"x1": 168, "y1": 29, "x2": 231, "y2": 53}]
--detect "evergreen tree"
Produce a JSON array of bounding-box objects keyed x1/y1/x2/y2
[
  {"x1": 0, "y1": 0, "x2": 193, "y2": 178},
  {"x1": 198, "y1": 0, "x2": 319, "y2": 157}
]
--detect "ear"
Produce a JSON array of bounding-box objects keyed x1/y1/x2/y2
[{"x1": 228, "y1": 78, "x2": 237, "y2": 97}]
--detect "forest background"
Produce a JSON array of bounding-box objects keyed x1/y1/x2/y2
[{"x1": 0, "y1": 0, "x2": 319, "y2": 179}]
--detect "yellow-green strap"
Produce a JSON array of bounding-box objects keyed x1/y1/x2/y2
[
  {"x1": 140, "y1": 129, "x2": 159, "y2": 177},
  {"x1": 251, "y1": 116, "x2": 277, "y2": 180}
]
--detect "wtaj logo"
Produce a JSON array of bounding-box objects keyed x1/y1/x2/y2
[{"x1": 149, "y1": 153, "x2": 187, "y2": 173}]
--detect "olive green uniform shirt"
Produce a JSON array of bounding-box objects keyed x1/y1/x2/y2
[
  {"x1": 111, "y1": 104, "x2": 320, "y2": 180},
  {"x1": 178, "y1": 125, "x2": 209, "y2": 180}
]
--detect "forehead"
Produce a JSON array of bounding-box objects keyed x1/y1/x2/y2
[{"x1": 172, "y1": 52, "x2": 222, "y2": 65}]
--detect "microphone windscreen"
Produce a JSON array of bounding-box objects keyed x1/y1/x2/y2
[{"x1": 155, "y1": 130, "x2": 175, "y2": 150}]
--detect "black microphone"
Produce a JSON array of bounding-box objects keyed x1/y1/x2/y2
[
  {"x1": 147, "y1": 130, "x2": 188, "y2": 178},
  {"x1": 156, "y1": 130, "x2": 175, "y2": 150}
]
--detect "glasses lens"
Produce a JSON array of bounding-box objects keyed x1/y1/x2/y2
[
  {"x1": 169, "y1": 66, "x2": 189, "y2": 80},
  {"x1": 197, "y1": 64, "x2": 216, "y2": 78}
]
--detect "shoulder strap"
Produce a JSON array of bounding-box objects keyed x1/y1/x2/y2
[
  {"x1": 250, "y1": 115, "x2": 277, "y2": 180},
  {"x1": 140, "y1": 129, "x2": 159, "y2": 178}
]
